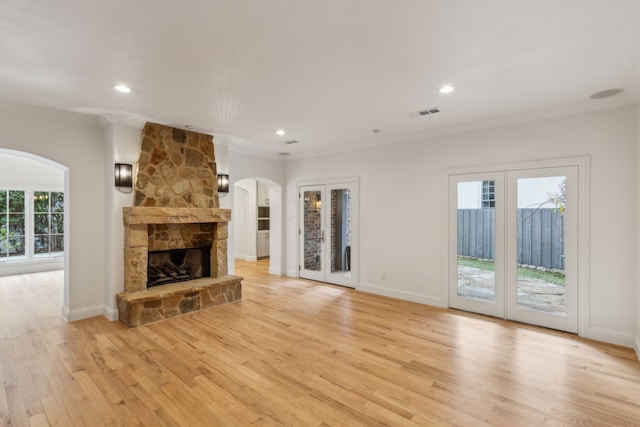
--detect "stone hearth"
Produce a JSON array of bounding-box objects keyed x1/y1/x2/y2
[{"x1": 117, "y1": 122, "x2": 242, "y2": 327}]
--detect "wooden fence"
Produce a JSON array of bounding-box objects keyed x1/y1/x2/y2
[{"x1": 457, "y1": 208, "x2": 565, "y2": 271}]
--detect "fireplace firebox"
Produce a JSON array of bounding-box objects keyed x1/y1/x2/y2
[{"x1": 147, "y1": 247, "x2": 211, "y2": 288}]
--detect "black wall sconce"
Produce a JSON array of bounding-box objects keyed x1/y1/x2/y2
[
  {"x1": 114, "y1": 163, "x2": 133, "y2": 189},
  {"x1": 217, "y1": 174, "x2": 229, "y2": 193}
]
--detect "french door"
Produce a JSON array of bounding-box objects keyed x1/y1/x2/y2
[
  {"x1": 299, "y1": 182, "x2": 358, "y2": 288},
  {"x1": 449, "y1": 166, "x2": 578, "y2": 333}
]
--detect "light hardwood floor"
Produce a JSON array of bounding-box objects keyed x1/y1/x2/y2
[{"x1": 1, "y1": 260, "x2": 640, "y2": 426}]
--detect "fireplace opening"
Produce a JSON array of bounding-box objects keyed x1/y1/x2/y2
[{"x1": 147, "y1": 247, "x2": 211, "y2": 288}]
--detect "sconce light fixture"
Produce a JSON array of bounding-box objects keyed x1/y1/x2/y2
[
  {"x1": 114, "y1": 163, "x2": 133, "y2": 189},
  {"x1": 217, "y1": 174, "x2": 229, "y2": 193}
]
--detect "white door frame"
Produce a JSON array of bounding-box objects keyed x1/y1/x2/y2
[{"x1": 442, "y1": 157, "x2": 590, "y2": 335}]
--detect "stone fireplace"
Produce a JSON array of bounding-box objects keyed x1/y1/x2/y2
[{"x1": 116, "y1": 122, "x2": 242, "y2": 327}]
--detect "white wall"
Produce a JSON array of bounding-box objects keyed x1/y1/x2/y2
[
  {"x1": 103, "y1": 121, "x2": 141, "y2": 320},
  {"x1": 0, "y1": 152, "x2": 65, "y2": 275},
  {"x1": 234, "y1": 180, "x2": 257, "y2": 261},
  {"x1": 0, "y1": 100, "x2": 106, "y2": 320},
  {"x1": 0, "y1": 154, "x2": 64, "y2": 188},
  {"x1": 285, "y1": 105, "x2": 638, "y2": 347},
  {"x1": 457, "y1": 181, "x2": 482, "y2": 209},
  {"x1": 636, "y1": 105, "x2": 640, "y2": 359}
]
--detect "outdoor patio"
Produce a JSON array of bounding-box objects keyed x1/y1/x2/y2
[{"x1": 457, "y1": 265, "x2": 566, "y2": 315}]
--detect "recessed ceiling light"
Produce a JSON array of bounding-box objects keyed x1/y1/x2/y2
[
  {"x1": 372, "y1": 129, "x2": 381, "y2": 134},
  {"x1": 589, "y1": 88, "x2": 623, "y2": 99},
  {"x1": 275, "y1": 129, "x2": 286, "y2": 136},
  {"x1": 114, "y1": 84, "x2": 131, "y2": 93},
  {"x1": 439, "y1": 85, "x2": 455, "y2": 94},
  {"x1": 278, "y1": 152, "x2": 290, "y2": 156}
]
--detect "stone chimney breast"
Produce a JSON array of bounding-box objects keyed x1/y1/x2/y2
[{"x1": 134, "y1": 122, "x2": 218, "y2": 209}]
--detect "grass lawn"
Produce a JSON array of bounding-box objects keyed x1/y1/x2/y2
[{"x1": 457, "y1": 256, "x2": 565, "y2": 286}]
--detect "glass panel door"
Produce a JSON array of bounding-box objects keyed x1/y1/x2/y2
[
  {"x1": 449, "y1": 173, "x2": 505, "y2": 318},
  {"x1": 506, "y1": 167, "x2": 578, "y2": 332},
  {"x1": 299, "y1": 182, "x2": 358, "y2": 287},
  {"x1": 450, "y1": 165, "x2": 579, "y2": 333}
]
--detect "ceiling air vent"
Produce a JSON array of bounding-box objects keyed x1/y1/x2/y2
[
  {"x1": 407, "y1": 107, "x2": 440, "y2": 118},
  {"x1": 284, "y1": 140, "x2": 299, "y2": 145}
]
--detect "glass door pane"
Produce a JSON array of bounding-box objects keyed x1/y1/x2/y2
[
  {"x1": 449, "y1": 173, "x2": 504, "y2": 318},
  {"x1": 330, "y1": 188, "x2": 351, "y2": 275},
  {"x1": 303, "y1": 189, "x2": 322, "y2": 271},
  {"x1": 325, "y1": 183, "x2": 357, "y2": 288},
  {"x1": 516, "y1": 176, "x2": 566, "y2": 314},
  {"x1": 300, "y1": 186, "x2": 326, "y2": 282},
  {"x1": 456, "y1": 181, "x2": 496, "y2": 302}
]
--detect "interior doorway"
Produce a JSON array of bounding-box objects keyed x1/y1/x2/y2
[
  {"x1": 233, "y1": 178, "x2": 281, "y2": 275},
  {"x1": 0, "y1": 150, "x2": 67, "y2": 276},
  {"x1": 0, "y1": 149, "x2": 69, "y2": 317}
]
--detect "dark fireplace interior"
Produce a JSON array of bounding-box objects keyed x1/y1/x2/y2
[{"x1": 147, "y1": 247, "x2": 211, "y2": 288}]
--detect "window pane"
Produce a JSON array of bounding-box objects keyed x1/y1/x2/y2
[
  {"x1": 34, "y1": 192, "x2": 49, "y2": 212},
  {"x1": 8, "y1": 213, "x2": 25, "y2": 257},
  {"x1": 51, "y1": 192, "x2": 64, "y2": 213},
  {"x1": 34, "y1": 236, "x2": 49, "y2": 254},
  {"x1": 0, "y1": 214, "x2": 7, "y2": 257},
  {"x1": 9, "y1": 191, "x2": 24, "y2": 212},
  {"x1": 51, "y1": 235, "x2": 64, "y2": 253},
  {"x1": 8, "y1": 234, "x2": 25, "y2": 257},
  {"x1": 35, "y1": 213, "x2": 49, "y2": 234},
  {"x1": 0, "y1": 190, "x2": 6, "y2": 212},
  {"x1": 51, "y1": 214, "x2": 64, "y2": 234},
  {"x1": 9, "y1": 214, "x2": 24, "y2": 231}
]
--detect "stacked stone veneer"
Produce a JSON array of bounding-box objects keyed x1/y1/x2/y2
[
  {"x1": 148, "y1": 223, "x2": 214, "y2": 251},
  {"x1": 117, "y1": 122, "x2": 242, "y2": 327},
  {"x1": 134, "y1": 122, "x2": 219, "y2": 208}
]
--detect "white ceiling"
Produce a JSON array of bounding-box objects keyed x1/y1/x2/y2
[{"x1": 1, "y1": 0, "x2": 640, "y2": 157}]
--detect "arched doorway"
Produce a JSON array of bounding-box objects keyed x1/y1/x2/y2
[
  {"x1": 232, "y1": 177, "x2": 282, "y2": 275},
  {"x1": 0, "y1": 149, "x2": 69, "y2": 311}
]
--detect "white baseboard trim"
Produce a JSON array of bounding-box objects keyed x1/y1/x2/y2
[
  {"x1": 269, "y1": 267, "x2": 282, "y2": 276},
  {"x1": 358, "y1": 282, "x2": 444, "y2": 307},
  {"x1": 0, "y1": 261, "x2": 64, "y2": 277},
  {"x1": 61, "y1": 304, "x2": 109, "y2": 322},
  {"x1": 285, "y1": 270, "x2": 298, "y2": 277},
  {"x1": 235, "y1": 254, "x2": 257, "y2": 262},
  {"x1": 104, "y1": 305, "x2": 119, "y2": 321},
  {"x1": 583, "y1": 327, "x2": 636, "y2": 348},
  {"x1": 634, "y1": 335, "x2": 640, "y2": 363}
]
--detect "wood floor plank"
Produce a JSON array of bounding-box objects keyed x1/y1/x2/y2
[{"x1": 1, "y1": 262, "x2": 640, "y2": 425}]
